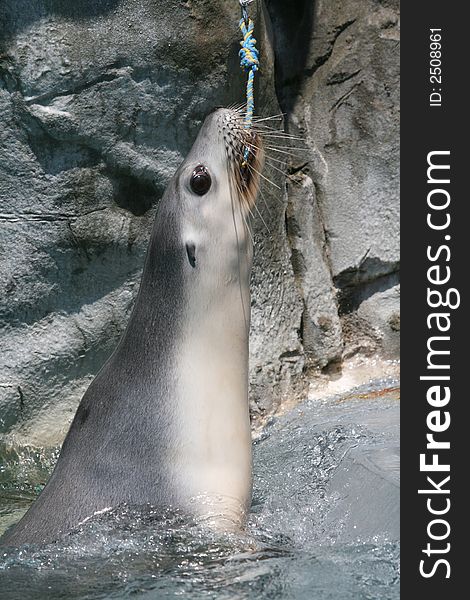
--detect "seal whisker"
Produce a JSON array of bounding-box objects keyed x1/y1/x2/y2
[
  {"x1": 262, "y1": 145, "x2": 309, "y2": 157},
  {"x1": 226, "y1": 146, "x2": 255, "y2": 243},
  {"x1": 239, "y1": 143, "x2": 294, "y2": 188},
  {"x1": 255, "y1": 154, "x2": 289, "y2": 179},
  {"x1": 252, "y1": 113, "x2": 286, "y2": 122},
  {"x1": 255, "y1": 152, "x2": 286, "y2": 167},
  {"x1": 228, "y1": 120, "x2": 300, "y2": 139},
  {"x1": 252, "y1": 144, "x2": 293, "y2": 156},
  {"x1": 227, "y1": 124, "x2": 307, "y2": 161},
  {"x1": 232, "y1": 145, "x2": 286, "y2": 215},
  {"x1": 250, "y1": 122, "x2": 289, "y2": 131},
  {"x1": 250, "y1": 195, "x2": 271, "y2": 233},
  {"x1": 228, "y1": 102, "x2": 246, "y2": 113},
  {"x1": 229, "y1": 141, "x2": 284, "y2": 223},
  {"x1": 235, "y1": 182, "x2": 255, "y2": 241},
  {"x1": 251, "y1": 125, "x2": 306, "y2": 140},
  {"x1": 236, "y1": 184, "x2": 256, "y2": 239},
  {"x1": 240, "y1": 159, "x2": 284, "y2": 210},
  {"x1": 234, "y1": 148, "x2": 279, "y2": 190},
  {"x1": 256, "y1": 182, "x2": 274, "y2": 219},
  {"x1": 236, "y1": 139, "x2": 290, "y2": 169},
  {"x1": 231, "y1": 126, "x2": 306, "y2": 147},
  {"x1": 263, "y1": 144, "x2": 308, "y2": 151},
  {"x1": 250, "y1": 120, "x2": 303, "y2": 133},
  {"x1": 227, "y1": 156, "x2": 252, "y2": 337},
  {"x1": 254, "y1": 133, "x2": 307, "y2": 144},
  {"x1": 233, "y1": 163, "x2": 270, "y2": 233}
]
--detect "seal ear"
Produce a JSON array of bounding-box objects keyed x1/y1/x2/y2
[{"x1": 186, "y1": 242, "x2": 196, "y2": 268}]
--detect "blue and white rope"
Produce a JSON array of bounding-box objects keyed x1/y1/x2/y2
[{"x1": 238, "y1": 1, "x2": 259, "y2": 164}]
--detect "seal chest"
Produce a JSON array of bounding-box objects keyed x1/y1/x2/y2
[{"x1": 2, "y1": 108, "x2": 264, "y2": 545}]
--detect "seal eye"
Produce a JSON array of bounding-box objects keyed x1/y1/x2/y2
[{"x1": 190, "y1": 165, "x2": 212, "y2": 196}]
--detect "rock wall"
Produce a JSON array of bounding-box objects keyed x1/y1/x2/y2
[
  {"x1": 266, "y1": 0, "x2": 400, "y2": 365},
  {"x1": 0, "y1": 0, "x2": 399, "y2": 445}
]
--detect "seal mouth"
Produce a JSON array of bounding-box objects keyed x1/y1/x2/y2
[
  {"x1": 238, "y1": 130, "x2": 261, "y2": 191},
  {"x1": 233, "y1": 128, "x2": 263, "y2": 211},
  {"x1": 219, "y1": 109, "x2": 264, "y2": 213}
]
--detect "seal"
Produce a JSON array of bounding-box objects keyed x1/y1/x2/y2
[{"x1": 2, "y1": 108, "x2": 264, "y2": 546}]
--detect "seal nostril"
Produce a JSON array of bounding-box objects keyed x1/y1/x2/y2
[{"x1": 186, "y1": 242, "x2": 196, "y2": 268}]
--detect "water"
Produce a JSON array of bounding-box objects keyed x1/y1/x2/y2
[{"x1": 0, "y1": 380, "x2": 399, "y2": 599}]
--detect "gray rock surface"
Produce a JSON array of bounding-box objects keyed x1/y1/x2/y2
[
  {"x1": 266, "y1": 0, "x2": 400, "y2": 365},
  {"x1": 0, "y1": 0, "x2": 399, "y2": 444}
]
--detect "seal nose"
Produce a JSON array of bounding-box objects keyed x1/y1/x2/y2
[{"x1": 202, "y1": 107, "x2": 235, "y2": 134}]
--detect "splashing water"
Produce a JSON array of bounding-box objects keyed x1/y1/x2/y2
[{"x1": 0, "y1": 379, "x2": 399, "y2": 600}]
